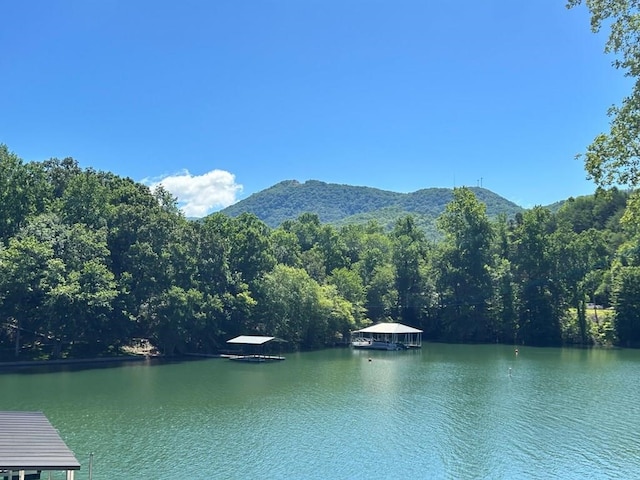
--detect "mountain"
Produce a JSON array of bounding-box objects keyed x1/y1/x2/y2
[{"x1": 219, "y1": 180, "x2": 524, "y2": 237}]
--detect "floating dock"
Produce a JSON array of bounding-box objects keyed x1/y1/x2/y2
[{"x1": 226, "y1": 354, "x2": 285, "y2": 362}]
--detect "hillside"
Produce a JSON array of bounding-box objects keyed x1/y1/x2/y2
[{"x1": 219, "y1": 180, "x2": 524, "y2": 236}]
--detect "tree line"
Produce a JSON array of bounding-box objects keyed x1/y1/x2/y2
[{"x1": 1, "y1": 145, "x2": 639, "y2": 359}]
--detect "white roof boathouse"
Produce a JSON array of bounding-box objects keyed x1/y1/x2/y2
[{"x1": 351, "y1": 322, "x2": 423, "y2": 350}]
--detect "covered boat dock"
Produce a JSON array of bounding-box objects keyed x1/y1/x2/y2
[
  {"x1": 0, "y1": 411, "x2": 81, "y2": 480},
  {"x1": 225, "y1": 336, "x2": 285, "y2": 362},
  {"x1": 351, "y1": 322, "x2": 423, "y2": 350}
]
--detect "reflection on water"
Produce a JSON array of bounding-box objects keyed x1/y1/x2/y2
[{"x1": 2, "y1": 344, "x2": 640, "y2": 479}]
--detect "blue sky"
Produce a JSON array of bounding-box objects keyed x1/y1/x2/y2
[{"x1": 1, "y1": 1, "x2": 629, "y2": 216}]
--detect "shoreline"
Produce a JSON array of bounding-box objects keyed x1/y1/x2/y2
[
  {"x1": 0, "y1": 355, "x2": 152, "y2": 369},
  {"x1": 0, "y1": 352, "x2": 226, "y2": 370}
]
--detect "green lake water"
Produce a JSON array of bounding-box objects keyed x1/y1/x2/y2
[{"x1": 2, "y1": 343, "x2": 640, "y2": 479}]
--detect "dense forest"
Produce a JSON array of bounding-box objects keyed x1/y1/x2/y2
[{"x1": 1, "y1": 143, "x2": 639, "y2": 360}]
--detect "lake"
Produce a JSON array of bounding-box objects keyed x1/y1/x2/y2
[{"x1": 2, "y1": 344, "x2": 640, "y2": 479}]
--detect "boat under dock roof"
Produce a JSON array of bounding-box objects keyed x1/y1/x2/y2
[{"x1": 351, "y1": 322, "x2": 423, "y2": 349}]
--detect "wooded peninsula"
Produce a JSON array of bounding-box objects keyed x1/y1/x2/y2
[{"x1": 1, "y1": 143, "x2": 638, "y2": 360}]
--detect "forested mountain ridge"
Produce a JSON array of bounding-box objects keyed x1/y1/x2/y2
[{"x1": 220, "y1": 180, "x2": 525, "y2": 232}]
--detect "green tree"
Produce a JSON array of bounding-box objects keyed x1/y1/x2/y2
[
  {"x1": 0, "y1": 145, "x2": 51, "y2": 243},
  {"x1": 435, "y1": 188, "x2": 494, "y2": 342},
  {"x1": 511, "y1": 207, "x2": 562, "y2": 346},
  {"x1": 487, "y1": 214, "x2": 517, "y2": 342},
  {"x1": 41, "y1": 156, "x2": 82, "y2": 199},
  {"x1": 255, "y1": 264, "x2": 352, "y2": 348},
  {"x1": 328, "y1": 267, "x2": 366, "y2": 326},
  {"x1": 255, "y1": 265, "x2": 318, "y2": 346},
  {"x1": 349, "y1": 224, "x2": 393, "y2": 285},
  {"x1": 196, "y1": 213, "x2": 233, "y2": 294},
  {"x1": 556, "y1": 188, "x2": 627, "y2": 233},
  {"x1": 316, "y1": 224, "x2": 348, "y2": 273},
  {"x1": 43, "y1": 259, "x2": 117, "y2": 356},
  {"x1": 0, "y1": 236, "x2": 54, "y2": 356},
  {"x1": 282, "y1": 213, "x2": 322, "y2": 252},
  {"x1": 365, "y1": 264, "x2": 398, "y2": 323},
  {"x1": 320, "y1": 283, "x2": 357, "y2": 345},
  {"x1": 228, "y1": 213, "x2": 275, "y2": 285},
  {"x1": 612, "y1": 266, "x2": 640, "y2": 346},
  {"x1": 270, "y1": 228, "x2": 302, "y2": 267},
  {"x1": 487, "y1": 257, "x2": 516, "y2": 343},
  {"x1": 567, "y1": 1, "x2": 640, "y2": 189},
  {"x1": 340, "y1": 221, "x2": 386, "y2": 267},
  {"x1": 550, "y1": 227, "x2": 611, "y2": 344},
  {"x1": 59, "y1": 169, "x2": 110, "y2": 228},
  {"x1": 12, "y1": 215, "x2": 119, "y2": 355},
  {"x1": 392, "y1": 216, "x2": 431, "y2": 328},
  {"x1": 195, "y1": 214, "x2": 258, "y2": 344},
  {"x1": 147, "y1": 286, "x2": 206, "y2": 355},
  {"x1": 300, "y1": 246, "x2": 328, "y2": 283}
]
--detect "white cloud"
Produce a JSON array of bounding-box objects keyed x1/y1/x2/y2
[{"x1": 146, "y1": 169, "x2": 243, "y2": 217}]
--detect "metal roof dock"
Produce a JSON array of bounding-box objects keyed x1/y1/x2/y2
[
  {"x1": 0, "y1": 411, "x2": 80, "y2": 479},
  {"x1": 225, "y1": 335, "x2": 286, "y2": 362}
]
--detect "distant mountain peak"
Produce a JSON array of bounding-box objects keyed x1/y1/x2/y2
[{"x1": 219, "y1": 180, "x2": 524, "y2": 237}]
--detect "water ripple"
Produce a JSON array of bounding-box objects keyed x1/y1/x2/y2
[{"x1": 6, "y1": 345, "x2": 640, "y2": 479}]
